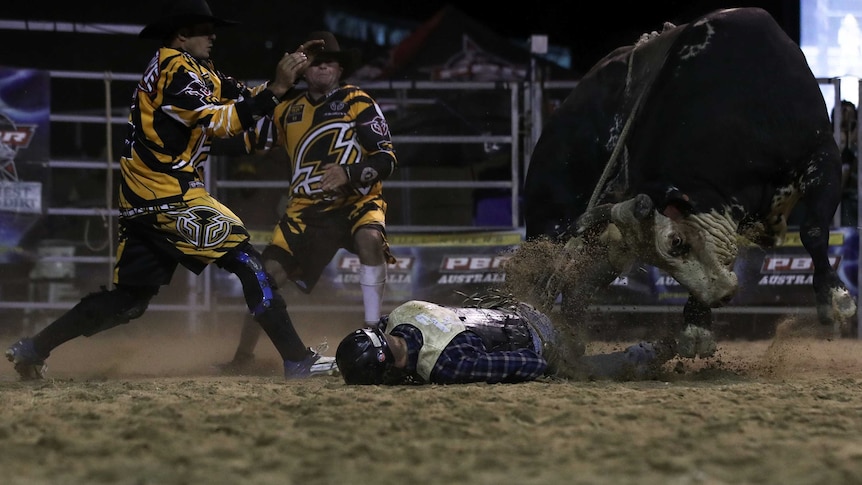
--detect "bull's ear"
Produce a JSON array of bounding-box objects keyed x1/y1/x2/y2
[{"x1": 661, "y1": 187, "x2": 692, "y2": 221}]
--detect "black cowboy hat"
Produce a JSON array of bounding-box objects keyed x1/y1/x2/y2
[
  {"x1": 139, "y1": 0, "x2": 239, "y2": 40},
  {"x1": 304, "y1": 31, "x2": 362, "y2": 79}
]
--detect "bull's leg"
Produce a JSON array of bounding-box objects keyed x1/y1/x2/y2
[
  {"x1": 539, "y1": 236, "x2": 585, "y2": 312},
  {"x1": 542, "y1": 223, "x2": 618, "y2": 313},
  {"x1": 799, "y1": 147, "x2": 858, "y2": 336},
  {"x1": 670, "y1": 296, "x2": 717, "y2": 358},
  {"x1": 800, "y1": 223, "x2": 857, "y2": 335},
  {"x1": 502, "y1": 237, "x2": 566, "y2": 312},
  {"x1": 559, "y1": 257, "x2": 620, "y2": 320},
  {"x1": 682, "y1": 296, "x2": 711, "y2": 328},
  {"x1": 545, "y1": 228, "x2": 624, "y2": 336},
  {"x1": 558, "y1": 256, "x2": 621, "y2": 352}
]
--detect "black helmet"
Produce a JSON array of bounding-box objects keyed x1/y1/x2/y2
[{"x1": 335, "y1": 328, "x2": 395, "y2": 385}]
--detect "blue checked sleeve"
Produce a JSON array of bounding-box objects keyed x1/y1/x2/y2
[{"x1": 431, "y1": 332, "x2": 548, "y2": 384}]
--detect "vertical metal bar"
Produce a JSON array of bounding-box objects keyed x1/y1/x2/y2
[
  {"x1": 510, "y1": 83, "x2": 520, "y2": 229},
  {"x1": 833, "y1": 78, "x2": 843, "y2": 145},
  {"x1": 522, "y1": 83, "x2": 531, "y2": 177},
  {"x1": 833, "y1": 78, "x2": 843, "y2": 229},
  {"x1": 396, "y1": 88, "x2": 412, "y2": 226},
  {"x1": 103, "y1": 72, "x2": 114, "y2": 286},
  {"x1": 530, "y1": 63, "x2": 543, "y2": 165},
  {"x1": 201, "y1": 157, "x2": 212, "y2": 326}
]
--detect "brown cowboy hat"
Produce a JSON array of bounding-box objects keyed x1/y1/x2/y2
[
  {"x1": 139, "y1": 0, "x2": 239, "y2": 40},
  {"x1": 304, "y1": 31, "x2": 362, "y2": 79}
]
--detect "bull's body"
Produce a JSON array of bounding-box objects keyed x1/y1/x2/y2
[{"x1": 522, "y1": 7, "x2": 857, "y2": 350}]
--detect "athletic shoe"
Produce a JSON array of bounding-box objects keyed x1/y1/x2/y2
[
  {"x1": 5, "y1": 338, "x2": 47, "y2": 380},
  {"x1": 284, "y1": 348, "x2": 339, "y2": 380}
]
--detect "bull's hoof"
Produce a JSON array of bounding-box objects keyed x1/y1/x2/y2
[
  {"x1": 676, "y1": 324, "x2": 717, "y2": 358},
  {"x1": 817, "y1": 287, "x2": 858, "y2": 338},
  {"x1": 839, "y1": 322, "x2": 859, "y2": 339}
]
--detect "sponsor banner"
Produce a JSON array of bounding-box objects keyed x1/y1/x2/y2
[
  {"x1": 322, "y1": 248, "x2": 417, "y2": 305},
  {"x1": 599, "y1": 229, "x2": 857, "y2": 306},
  {"x1": 737, "y1": 227, "x2": 857, "y2": 304},
  {"x1": 246, "y1": 229, "x2": 523, "y2": 248},
  {"x1": 216, "y1": 229, "x2": 861, "y2": 308},
  {"x1": 217, "y1": 232, "x2": 520, "y2": 306},
  {"x1": 0, "y1": 67, "x2": 50, "y2": 264},
  {"x1": 0, "y1": 181, "x2": 41, "y2": 213},
  {"x1": 389, "y1": 231, "x2": 522, "y2": 247},
  {"x1": 0, "y1": 67, "x2": 50, "y2": 178},
  {"x1": 311, "y1": 241, "x2": 519, "y2": 306},
  {"x1": 0, "y1": 211, "x2": 40, "y2": 263}
]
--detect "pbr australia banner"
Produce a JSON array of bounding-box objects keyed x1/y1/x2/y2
[
  {"x1": 216, "y1": 229, "x2": 859, "y2": 310},
  {"x1": 216, "y1": 231, "x2": 522, "y2": 307},
  {"x1": 0, "y1": 67, "x2": 50, "y2": 263},
  {"x1": 594, "y1": 229, "x2": 858, "y2": 306}
]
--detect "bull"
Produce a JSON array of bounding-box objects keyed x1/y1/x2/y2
[{"x1": 517, "y1": 7, "x2": 857, "y2": 357}]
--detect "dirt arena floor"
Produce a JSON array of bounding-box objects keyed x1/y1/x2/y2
[{"x1": 1, "y1": 310, "x2": 862, "y2": 485}]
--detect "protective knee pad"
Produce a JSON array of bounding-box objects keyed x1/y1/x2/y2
[
  {"x1": 220, "y1": 244, "x2": 278, "y2": 316},
  {"x1": 76, "y1": 285, "x2": 158, "y2": 337}
]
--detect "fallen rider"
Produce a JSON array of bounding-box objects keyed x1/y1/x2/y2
[{"x1": 334, "y1": 299, "x2": 673, "y2": 385}]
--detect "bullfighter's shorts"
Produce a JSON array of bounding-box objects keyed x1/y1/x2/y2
[
  {"x1": 261, "y1": 193, "x2": 395, "y2": 293},
  {"x1": 115, "y1": 194, "x2": 250, "y2": 287}
]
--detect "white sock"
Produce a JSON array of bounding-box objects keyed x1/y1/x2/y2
[{"x1": 359, "y1": 264, "x2": 386, "y2": 326}]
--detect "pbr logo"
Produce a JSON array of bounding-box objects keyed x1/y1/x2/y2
[
  {"x1": 437, "y1": 255, "x2": 509, "y2": 284},
  {"x1": 0, "y1": 112, "x2": 37, "y2": 182},
  {"x1": 760, "y1": 255, "x2": 840, "y2": 273},
  {"x1": 335, "y1": 255, "x2": 413, "y2": 284},
  {"x1": 758, "y1": 255, "x2": 840, "y2": 286},
  {"x1": 337, "y1": 255, "x2": 413, "y2": 272},
  {"x1": 440, "y1": 255, "x2": 510, "y2": 272}
]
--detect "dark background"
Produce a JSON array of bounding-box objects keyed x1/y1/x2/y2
[
  {"x1": 2, "y1": 1, "x2": 798, "y2": 77},
  {"x1": 350, "y1": 0, "x2": 798, "y2": 73}
]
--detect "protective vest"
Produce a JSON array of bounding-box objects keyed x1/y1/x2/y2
[{"x1": 382, "y1": 300, "x2": 547, "y2": 381}]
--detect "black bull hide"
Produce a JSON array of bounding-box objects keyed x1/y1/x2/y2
[{"x1": 518, "y1": 7, "x2": 858, "y2": 348}]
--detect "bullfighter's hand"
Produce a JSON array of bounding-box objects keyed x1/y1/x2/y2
[
  {"x1": 270, "y1": 51, "x2": 311, "y2": 97},
  {"x1": 297, "y1": 39, "x2": 326, "y2": 65},
  {"x1": 321, "y1": 164, "x2": 349, "y2": 193}
]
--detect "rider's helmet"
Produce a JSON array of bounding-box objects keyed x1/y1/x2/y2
[{"x1": 335, "y1": 327, "x2": 395, "y2": 385}]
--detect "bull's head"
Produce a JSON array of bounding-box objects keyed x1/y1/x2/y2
[{"x1": 579, "y1": 192, "x2": 740, "y2": 308}]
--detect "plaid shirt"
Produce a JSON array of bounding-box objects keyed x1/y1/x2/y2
[{"x1": 392, "y1": 324, "x2": 547, "y2": 384}]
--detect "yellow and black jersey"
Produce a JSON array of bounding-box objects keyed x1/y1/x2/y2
[
  {"x1": 119, "y1": 47, "x2": 275, "y2": 211},
  {"x1": 267, "y1": 84, "x2": 397, "y2": 205}
]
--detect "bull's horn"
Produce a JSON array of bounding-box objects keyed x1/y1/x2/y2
[
  {"x1": 611, "y1": 193, "x2": 654, "y2": 224},
  {"x1": 576, "y1": 194, "x2": 654, "y2": 235},
  {"x1": 575, "y1": 204, "x2": 614, "y2": 233}
]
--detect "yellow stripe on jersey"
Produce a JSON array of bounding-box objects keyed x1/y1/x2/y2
[{"x1": 119, "y1": 47, "x2": 254, "y2": 210}]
